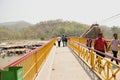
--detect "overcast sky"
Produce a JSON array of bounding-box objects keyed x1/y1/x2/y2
[{"x1": 0, "y1": 0, "x2": 120, "y2": 27}]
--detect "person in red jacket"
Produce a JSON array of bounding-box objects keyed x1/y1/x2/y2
[{"x1": 94, "y1": 33, "x2": 107, "y2": 57}]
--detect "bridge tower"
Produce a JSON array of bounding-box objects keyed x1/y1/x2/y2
[{"x1": 80, "y1": 24, "x2": 102, "y2": 39}]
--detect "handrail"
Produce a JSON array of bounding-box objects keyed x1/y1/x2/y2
[
  {"x1": 72, "y1": 40, "x2": 120, "y2": 62},
  {"x1": 0, "y1": 38, "x2": 57, "y2": 80},
  {"x1": 68, "y1": 37, "x2": 120, "y2": 80}
]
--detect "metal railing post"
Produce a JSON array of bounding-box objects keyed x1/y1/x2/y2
[{"x1": 90, "y1": 51, "x2": 94, "y2": 69}]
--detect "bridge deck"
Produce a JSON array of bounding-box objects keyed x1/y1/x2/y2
[{"x1": 35, "y1": 45, "x2": 96, "y2": 80}]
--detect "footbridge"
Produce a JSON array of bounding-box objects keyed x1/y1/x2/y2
[{"x1": 0, "y1": 37, "x2": 120, "y2": 80}]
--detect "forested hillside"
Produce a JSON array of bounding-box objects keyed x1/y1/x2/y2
[
  {"x1": 100, "y1": 25, "x2": 120, "y2": 39},
  {"x1": 24, "y1": 19, "x2": 88, "y2": 40},
  {"x1": 0, "y1": 19, "x2": 119, "y2": 40},
  {"x1": 0, "y1": 19, "x2": 88, "y2": 40}
]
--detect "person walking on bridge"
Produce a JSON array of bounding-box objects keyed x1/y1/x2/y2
[
  {"x1": 108, "y1": 33, "x2": 120, "y2": 65},
  {"x1": 61, "y1": 35, "x2": 65, "y2": 47},
  {"x1": 86, "y1": 38, "x2": 92, "y2": 50},
  {"x1": 64, "y1": 35, "x2": 68, "y2": 46},
  {"x1": 94, "y1": 33, "x2": 107, "y2": 57},
  {"x1": 57, "y1": 36, "x2": 61, "y2": 47}
]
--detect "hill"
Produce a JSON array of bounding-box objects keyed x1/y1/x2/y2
[
  {"x1": 0, "y1": 21, "x2": 32, "y2": 27},
  {"x1": 0, "y1": 19, "x2": 119, "y2": 40},
  {"x1": 22, "y1": 19, "x2": 89, "y2": 40},
  {"x1": 0, "y1": 19, "x2": 89, "y2": 40}
]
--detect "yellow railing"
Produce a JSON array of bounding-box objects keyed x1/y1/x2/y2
[
  {"x1": 2, "y1": 38, "x2": 57, "y2": 80},
  {"x1": 68, "y1": 37, "x2": 120, "y2": 80}
]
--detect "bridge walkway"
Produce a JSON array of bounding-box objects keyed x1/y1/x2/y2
[{"x1": 35, "y1": 45, "x2": 98, "y2": 80}]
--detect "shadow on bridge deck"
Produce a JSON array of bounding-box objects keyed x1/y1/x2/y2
[{"x1": 35, "y1": 45, "x2": 99, "y2": 80}]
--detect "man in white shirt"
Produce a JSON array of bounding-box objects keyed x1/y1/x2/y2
[
  {"x1": 108, "y1": 33, "x2": 120, "y2": 64},
  {"x1": 57, "y1": 36, "x2": 61, "y2": 47}
]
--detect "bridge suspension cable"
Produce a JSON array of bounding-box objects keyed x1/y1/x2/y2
[
  {"x1": 98, "y1": 13, "x2": 120, "y2": 24},
  {"x1": 80, "y1": 13, "x2": 120, "y2": 37}
]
